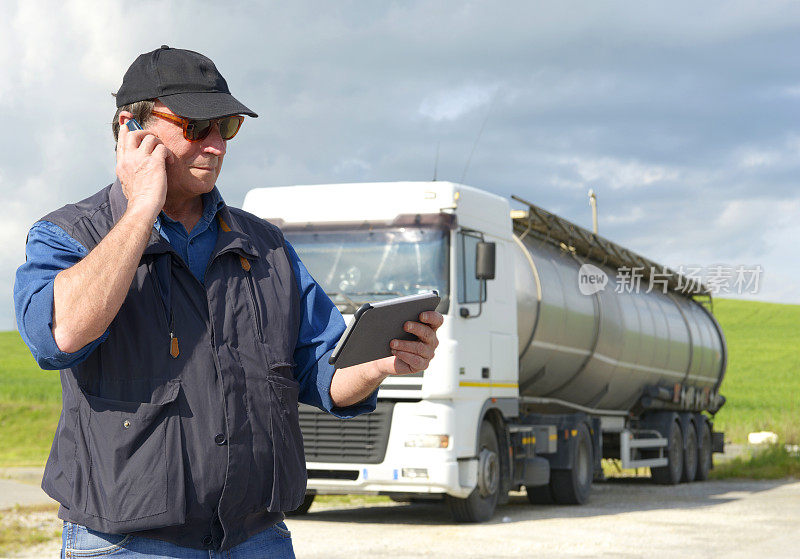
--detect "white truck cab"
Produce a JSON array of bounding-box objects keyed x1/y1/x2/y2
[{"x1": 244, "y1": 182, "x2": 517, "y2": 502}]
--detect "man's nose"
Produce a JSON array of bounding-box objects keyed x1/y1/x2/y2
[{"x1": 202, "y1": 123, "x2": 226, "y2": 155}]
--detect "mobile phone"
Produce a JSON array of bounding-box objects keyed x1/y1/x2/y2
[{"x1": 125, "y1": 118, "x2": 143, "y2": 131}]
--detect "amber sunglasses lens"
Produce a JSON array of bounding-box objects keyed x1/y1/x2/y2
[
  {"x1": 184, "y1": 116, "x2": 242, "y2": 141},
  {"x1": 218, "y1": 116, "x2": 243, "y2": 140},
  {"x1": 185, "y1": 120, "x2": 212, "y2": 141}
]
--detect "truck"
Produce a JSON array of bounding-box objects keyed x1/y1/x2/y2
[{"x1": 242, "y1": 181, "x2": 727, "y2": 522}]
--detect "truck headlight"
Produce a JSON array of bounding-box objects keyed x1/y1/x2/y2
[
  {"x1": 404, "y1": 434, "x2": 449, "y2": 448},
  {"x1": 402, "y1": 468, "x2": 429, "y2": 479}
]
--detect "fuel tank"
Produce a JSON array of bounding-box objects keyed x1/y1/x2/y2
[{"x1": 513, "y1": 233, "x2": 726, "y2": 413}]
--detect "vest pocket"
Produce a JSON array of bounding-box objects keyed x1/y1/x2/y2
[
  {"x1": 264, "y1": 371, "x2": 307, "y2": 512},
  {"x1": 72, "y1": 380, "x2": 186, "y2": 530},
  {"x1": 242, "y1": 258, "x2": 265, "y2": 342}
]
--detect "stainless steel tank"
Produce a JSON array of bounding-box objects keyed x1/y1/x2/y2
[{"x1": 512, "y1": 233, "x2": 726, "y2": 413}]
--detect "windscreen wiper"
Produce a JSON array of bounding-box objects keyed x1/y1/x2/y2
[
  {"x1": 325, "y1": 291, "x2": 361, "y2": 313},
  {"x1": 345, "y1": 291, "x2": 403, "y2": 297}
]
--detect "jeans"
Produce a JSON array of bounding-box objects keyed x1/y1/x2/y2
[{"x1": 61, "y1": 521, "x2": 296, "y2": 558}]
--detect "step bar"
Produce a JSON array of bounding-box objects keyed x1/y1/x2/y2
[{"x1": 620, "y1": 429, "x2": 668, "y2": 469}]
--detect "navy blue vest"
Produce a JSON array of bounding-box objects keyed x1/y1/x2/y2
[{"x1": 40, "y1": 180, "x2": 303, "y2": 551}]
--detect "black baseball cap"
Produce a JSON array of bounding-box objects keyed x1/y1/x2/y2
[{"x1": 116, "y1": 45, "x2": 257, "y2": 119}]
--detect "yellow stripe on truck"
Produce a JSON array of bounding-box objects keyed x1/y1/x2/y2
[{"x1": 458, "y1": 381, "x2": 519, "y2": 388}]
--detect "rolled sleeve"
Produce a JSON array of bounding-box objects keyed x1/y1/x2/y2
[
  {"x1": 286, "y1": 241, "x2": 378, "y2": 419},
  {"x1": 13, "y1": 221, "x2": 109, "y2": 370}
]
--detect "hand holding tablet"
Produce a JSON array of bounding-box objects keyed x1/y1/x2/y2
[{"x1": 329, "y1": 291, "x2": 441, "y2": 369}]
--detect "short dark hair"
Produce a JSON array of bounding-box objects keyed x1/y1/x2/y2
[{"x1": 111, "y1": 98, "x2": 156, "y2": 142}]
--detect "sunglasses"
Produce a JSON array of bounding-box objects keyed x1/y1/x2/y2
[{"x1": 149, "y1": 110, "x2": 245, "y2": 142}]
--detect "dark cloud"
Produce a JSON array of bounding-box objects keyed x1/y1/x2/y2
[{"x1": 1, "y1": 1, "x2": 798, "y2": 329}]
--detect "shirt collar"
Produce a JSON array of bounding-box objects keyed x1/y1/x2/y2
[
  {"x1": 154, "y1": 186, "x2": 226, "y2": 237},
  {"x1": 201, "y1": 186, "x2": 226, "y2": 222},
  {"x1": 109, "y1": 178, "x2": 226, "y2": 232},
  {"x1": 106, "y1": 179, "x2": 257, "y2": 259}
]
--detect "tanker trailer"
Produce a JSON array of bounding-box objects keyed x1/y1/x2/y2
[
  {"x1": 510, "y1": 194, "x2": 726, "y2": 502},
  {"x1": 241, "y1": 181, "x2": 727, "y2": 522}
]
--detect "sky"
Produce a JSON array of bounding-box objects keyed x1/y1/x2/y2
[{"x1": 2, "y1": 0, "x2": 799, "y2": 330}]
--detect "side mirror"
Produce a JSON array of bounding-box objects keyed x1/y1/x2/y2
[{"x1": 475, "y1": 242, "x2": 496, "y2": 280}]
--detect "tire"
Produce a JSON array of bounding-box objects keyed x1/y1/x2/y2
[
  {"x1": 285, "y1": 493, "x2": 315, "y2": 516},
  {"x1": 651, "y1": 420, "x2": 683, "y2": 485},
  {"x1": 695, "y1": 416, "x2": 712, "y2": 481},
  {"x1": 525, "y1": 483, "x2": 554, "y2": 505},
  {"x1": 446, "y1": 421, "x2": 500, "y2": 522},
  {"x1": 681, "y1": 418, "x2": 699, "y2": 483},
  {"x1": 550, "y1": 422, "x2": 593, "y2": 505}
]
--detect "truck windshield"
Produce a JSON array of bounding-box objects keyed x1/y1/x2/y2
[{"x1": 285, "y1": 227, "x2": 449, "y2": 312}]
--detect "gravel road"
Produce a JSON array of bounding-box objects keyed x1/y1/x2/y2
[
  {"x1": 289, "y1": 479, "x2": 800, "y2": 559},
  {"x1": 10, "y1": 479, "x2": 799, "y2": 558}
]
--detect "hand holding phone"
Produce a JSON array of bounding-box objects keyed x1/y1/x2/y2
[
  {"x1": 125, "y1": 118, "x2": 144, "y2": 131},
  {"x1": 117, "y1": 116, "x2": 169, "y2": 220}
]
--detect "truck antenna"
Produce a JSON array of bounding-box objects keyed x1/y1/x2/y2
[
  {"x1": 433, "y1": 142, "x2": 440, "y2": 181},
  {"x1": 460, "y1": 101, "x2": 493, "y2": 184},
  {"x1": 588, "y1": 188, "x2": 598, "y2": 234}
]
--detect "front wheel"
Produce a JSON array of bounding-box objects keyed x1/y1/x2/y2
[{"x1": 446, "y1": 420, "x2": 500, "y2": 522}]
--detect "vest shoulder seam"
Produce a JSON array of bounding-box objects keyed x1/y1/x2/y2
[{"x1": 227, "y1": 207, "x2": 285, "y2": 238}]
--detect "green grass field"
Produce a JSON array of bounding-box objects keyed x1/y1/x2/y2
[
  {"x1": 0, "y1": 298, "x2": 797, "y2": 467},
  {"x1": 709, "y1": 298, "x2": 800, "y2": 444},
  {"x1": 0, "y1": 503, "x2": 61, "y2": 556},
  {"x1": 0, "y1": 331, "x2": 61, "y2": 466}
]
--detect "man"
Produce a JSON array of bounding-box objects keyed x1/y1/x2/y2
[{"x1": 13, "y1": 46, "x2": 442, "y2": 558}]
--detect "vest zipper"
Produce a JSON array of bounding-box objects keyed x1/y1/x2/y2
[{"x1": 240, "y1": 256, "x2": 263, "y2": 341}]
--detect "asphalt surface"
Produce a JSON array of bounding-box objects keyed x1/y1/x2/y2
[
  {"x1": 288, "y1": 480, "x2": 800, "y2": 559},
  {"x1": 0, "y1": 468, "x2": 54, "y2": 510},
  {"x1": 4, "y1": 473, "x2": 799, "y2": 558}
]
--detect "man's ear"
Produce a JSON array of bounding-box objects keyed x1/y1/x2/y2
[{"x1": 118, "y1": 111, "x2": 134, "y2": 127}]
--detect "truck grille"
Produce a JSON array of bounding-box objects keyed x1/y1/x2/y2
[{"x1": 298, "y1": 401, "x2": 394, "y2": 464}]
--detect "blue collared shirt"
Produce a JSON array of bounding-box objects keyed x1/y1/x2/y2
[
  {"x1": 13, "y1": 186, "x2": 373, "y2": 418},
  {"x1": 155, "y1": 188, "x2": 225, "y2": 285}
]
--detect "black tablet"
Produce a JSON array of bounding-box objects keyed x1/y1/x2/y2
[{"x1": 328, "y1": 291, "x2": 441, "y2": 369}]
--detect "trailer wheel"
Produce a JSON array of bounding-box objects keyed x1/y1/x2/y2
[
  {"x1": 550, "y1": 422, "x2": 593, "y2": 505},
  {"x1": 681, "y1": 417, "x2": 699, "y2": 482},
  {"x1": 695, "y1": 416, "x2": 712, "y2": 481},
  {"x1": 446, "y1": 420, "x2": 500, "y2": 522},
  {"x1": 285, "y1": 493, "x2": 315, "y2": 516},
  {"x1": 651, "y1": 420, "x2": 683, "y2": 485},
  {"x1": 525, "y1": 484, "x2": 554, "y2": 505}
]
